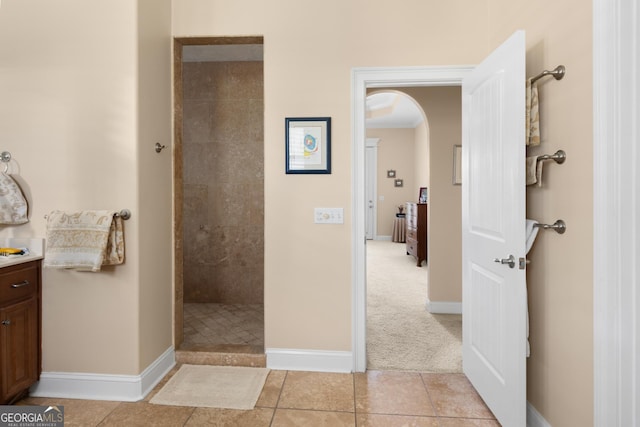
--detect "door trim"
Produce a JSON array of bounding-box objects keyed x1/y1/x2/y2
[
  {"x1": 351, "y1": 66, "x2": 473, "y2": 372},
  {"x1": 593, "y1": 0, "x2": 639, "y2": 424},
  {"x1": 365, "y1": 138, "x2": 379, "y2": 240}
]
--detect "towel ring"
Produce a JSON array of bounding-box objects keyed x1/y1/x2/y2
[{"x1": 0, "y1": 151, "x2": 11, "y2": 173}]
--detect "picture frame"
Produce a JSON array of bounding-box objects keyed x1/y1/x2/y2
[
  {"x1": 387, "y1": 170, "x2": 396, "y2": 178},
  {"x1": 394, "y1": 179, "x2": 404, "y2": 187},
  {"x1": 452, "y1": 145, "x2": 462, "y2": 185},
  {"x1": 285, "y1": 117, "x2": 331, "y2": 174},
  {"x1": 419, "y1": 187, "x2": 428, "y2": 203}
]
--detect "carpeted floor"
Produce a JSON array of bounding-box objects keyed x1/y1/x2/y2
[{"x1": 366, "y1": 240, "x2": 462, "y2": 372}]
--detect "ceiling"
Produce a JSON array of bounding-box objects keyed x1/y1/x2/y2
[
  {"x1": 182, "y1": 45, "x2": 423, "y2": 129},
  {"x1": 365, "y1": 92, "x2": 424, "y2": 129}
]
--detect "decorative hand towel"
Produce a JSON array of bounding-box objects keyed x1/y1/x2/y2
[
  {"x1": 0, "y1": 172, "x2": 28, "y2": 224},
  {"x1": 44, "y1": 210, "x2": 125, "y2": 272},
  {"x1": 525, "y1": 78, "x2": 540, "y2": 146},
  {"x1": 525, "y1": 156, "x2": 538, "y2": 185}
]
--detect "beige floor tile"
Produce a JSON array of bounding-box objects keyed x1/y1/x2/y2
[
  {"x1": 255, "y1": 369, "x2": 286, "y2": 408},
  {"x1": 17, "y1": 397, "x2": 120, "y2": 427},
  {"x1": 422, "y1": 373, "x2": 495, "y2": 419},
  {"x1": 272, "y1": 408, "x2": 355, "y2": 426},
  {"x1": 278, "y1": 371, "x2": 355, "y2": 412},
  {"x1": 99, "y1": 401, "x2": 194, "y2": 426},
  {"x1": 356, "y1": 413, "x2": 440, "y2": 426},
  {"x1": 437, "y1": 417, "x2": 502, "y2": 427},
  {"x1": 185, "y1": 407, "x2": 274, "y2": 426},
  {"x1": 354, "y1": 370, "x2": 435, "y2": 417}
]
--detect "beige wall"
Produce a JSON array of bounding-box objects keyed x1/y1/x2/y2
[
  {"x1": 487, "y1": 1, "x2": 593, "y2": 426},
  {"x1": 0, "y1": 0, "x2": 594, "y2": 424},
  {"x1": 381, "y1": 87, "x2": 462, "y2": 303},
  {"x1": 0, "y1": 0, "x2": 172, "y2": 375},
  {"x1": 173, "y1": 8, "x2": 595, "y2": 424},
  {"x1": 367, "y1": 127, "x2": 416, "y2": 237},
  {"x1": 414, "y1": 119, "x2": 430, "y2": 197},
  {"x1": 174, "y1": 0, "x2": 489, "y2": 351}
]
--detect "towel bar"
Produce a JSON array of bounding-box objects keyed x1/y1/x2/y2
[
  {"x1": 1, "y1": 151, "x2": 11, "y2": 173},
  {"x1": 531, "y1": 65, "x2": 566, "y2": 84},
  {"x1": 533, "y1": 219, "x2": 566, "y2": 234},
  {"x1": 44, "y1": 209, "x2": 131, "y2": 220},
  {"x1": 537, "y1": 150, "x2": 566, "y2": 164}
]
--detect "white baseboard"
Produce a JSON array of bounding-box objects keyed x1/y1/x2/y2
[
  {"x1": 527, "y1": 401, "x2": 552, "y2": 427},
  {"x1": 425, "y1": 299, "x2": 462, "y2": 314},
  {"x1": 374, "y1": 236, "x2": 392, "y2": 241},
  {"x1": 30, "y1": 346, "x2": 175, "y2": 402},
  {"x1": 266, "y1": 348, "x2": 352, "y2": 373}
]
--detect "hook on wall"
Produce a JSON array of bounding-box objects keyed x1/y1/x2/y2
[{"x1": 155, "y1": 142, "x2": 166, "y2": 153}]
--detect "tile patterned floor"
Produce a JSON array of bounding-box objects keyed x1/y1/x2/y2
[
  {"x1": 18, "y1": 367, "x2": 500, "y2": 426},
  {"x1": 182, "y1": 303, "x2": 264, "y2": 348}
]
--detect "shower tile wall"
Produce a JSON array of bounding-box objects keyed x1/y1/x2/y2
[{"x1": 182, "y1": 61, "x2": 264, "y2": 304}]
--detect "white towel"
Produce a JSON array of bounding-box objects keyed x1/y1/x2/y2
[
  {"x1": 524, "y1": 219, "x2": 540, "y2": 358},
  {"x1": 526, "y1": 219, "x2": 540, "y2": 254},
  {"x1": 44, "y1": 210, "x2": 125, "y2": 272},
  {"x1": 0, "y1": 172, "x2": 28, "y2": 224}
]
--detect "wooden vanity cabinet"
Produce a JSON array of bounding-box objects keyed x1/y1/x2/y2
[
  {"x1": 0, "y1": 260, "x2": 41, "y2": 404},
  {"x1": 406, "y1": 202, "x2": 428, "y2": 266}
]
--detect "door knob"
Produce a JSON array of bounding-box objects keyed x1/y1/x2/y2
[
  {"x1": 1, "y1": 320, "x2": 10, "y2": 326},
  {"x1": 493, "y1": 255, "x2": 516, "y2": 268}
]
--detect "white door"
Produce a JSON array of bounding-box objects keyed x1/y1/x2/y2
[
  {"x1": 462, "y1": 31, "x2": 527, "y2": 426},
  {"x1": 365, "y1": 141, "x2": 378, "y2": 240}
]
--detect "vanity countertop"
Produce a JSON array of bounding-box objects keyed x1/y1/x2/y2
[{"x1": 0, "y1": 237, "x2": 44, "y2": 268}]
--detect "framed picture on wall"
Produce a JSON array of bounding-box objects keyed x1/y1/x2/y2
[
  {"x1": 285, "y1": 117, "x2": 331, "y2": 174},
  {"x1": 453, "y1": 145, "x2": 462, "y2": 185},
  {"x1": 419, "y1": 187, "x2": 428, "y2": 203}
]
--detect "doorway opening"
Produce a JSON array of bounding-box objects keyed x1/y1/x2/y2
[
  {"x1": 352, "y1": 66, "x2": 472, "y2": 372},
  {"x1": 173, "y1": 37, "x2": 265, "y2": 365},
  {"x1": 364, "y1": 88, "x2": 463, "y2": 372}
]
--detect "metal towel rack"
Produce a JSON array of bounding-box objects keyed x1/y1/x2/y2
[
  {"x1": 116, "y1": 209, "x2": 131, "y2": 220},
  {"x1": 537, "y1": 149, "x2": 566, "y2": 165},
  {"x1": 531, "y1": 65, "x2": 566, "y2": 84},
  {"x1": 534, "y1": 219, "x2": 566, "y2": 234},
  {"x1": 44, "y1": 210, "x2": 131, "y2": 220},
  {"x1": 1, "y1": 151, "x2": 11, "y2": 173}
]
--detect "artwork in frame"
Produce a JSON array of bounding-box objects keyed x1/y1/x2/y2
[
  {"x1": 394, "y1": 179, "x2": 404, "y2": 188},
  {"x1": 453, "y1": 145, "x2": 462, "y2": 185},
  {"x1": 419, "y1": 187, "x2": 428, "y2": 203},
  {"x1": 387, "y1": 170, "x2": 396, "y2": 178},
  {"x1": 285, "y1": 117, "x2": 331, "y2": 174}
]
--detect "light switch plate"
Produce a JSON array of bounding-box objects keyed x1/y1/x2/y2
[{"x1": 314, "y1": 208, "x2": 344, "y2": 224}]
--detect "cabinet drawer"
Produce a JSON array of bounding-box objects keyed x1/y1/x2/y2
[
  {"x1": 0, "y1": 264, "x2": 38, "y2": 305},
  {"x1": 406, "y1": 238, "x2": 417, "y2": 255},
  {"x1": 406, "y1": 228, "x2": 417, "y2": 240}
]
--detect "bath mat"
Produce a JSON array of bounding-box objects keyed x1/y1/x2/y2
[{"x1": 150, "y1": 364, "x2": 269, "y2": 409}]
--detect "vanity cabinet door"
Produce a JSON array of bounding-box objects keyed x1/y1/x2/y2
[{"x1": 0, "y1": 297, "x2": 38, "y2": 403}]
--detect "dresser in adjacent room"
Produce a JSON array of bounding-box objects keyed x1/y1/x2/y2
[{"x1": 406, "y1": 202, "x2": 427, "y2": 266}]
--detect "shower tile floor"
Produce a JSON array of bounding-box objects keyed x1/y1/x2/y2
[{"x1": 182, "y1": 303, "x2": 264, "y2": 354}]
